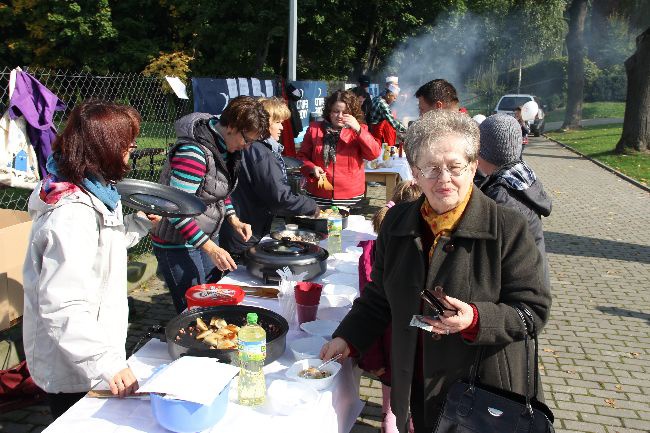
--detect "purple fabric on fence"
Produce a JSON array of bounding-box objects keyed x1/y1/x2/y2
[{"x1": 8, "y1": 71, "x2": 66, "y2": 178}]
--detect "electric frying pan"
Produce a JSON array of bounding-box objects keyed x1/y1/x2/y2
[{"x1": 116, "y1": 178, "x2": 207, "y2": 217}]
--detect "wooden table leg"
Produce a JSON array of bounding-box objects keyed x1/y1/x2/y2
[{"x1": 385, "y1": 173, "x2": 398, "y2": 201}]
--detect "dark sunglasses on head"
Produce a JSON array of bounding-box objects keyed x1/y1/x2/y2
[{"x1": 420, "y1": 286, "x2": 458, "y2": 317}]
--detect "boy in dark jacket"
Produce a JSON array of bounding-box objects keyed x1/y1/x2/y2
[{"x1": 474, "y1": 113, "x2": 552, "y2": 284}]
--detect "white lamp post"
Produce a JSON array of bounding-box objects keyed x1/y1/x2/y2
[{"x1": 288, "y1": 0, "x2": 297, "y2": 81}]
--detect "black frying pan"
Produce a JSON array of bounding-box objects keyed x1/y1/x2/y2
[
  {"x1": 163, "y1": 305, "x2": 289, "y2": 365},
  {"x1": 116, "y1": 178, "x2": 207, "y2": 217}
]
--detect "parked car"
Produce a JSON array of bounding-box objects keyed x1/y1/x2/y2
[{"x1": 494, "y1": 94, "x2": 546, "y2": 136}]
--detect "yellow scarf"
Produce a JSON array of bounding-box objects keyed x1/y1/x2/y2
[{"x1": 420, "y1": 185, "x2": 473, "y2": 260}]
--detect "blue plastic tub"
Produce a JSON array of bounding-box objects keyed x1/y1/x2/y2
[{"x1": 150, "y1": 380, "x2": 231, "y2": 433}]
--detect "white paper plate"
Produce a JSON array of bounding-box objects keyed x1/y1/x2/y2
[
  {"x1": 289, "y1": 336, "x2": 328, "y2": 361},
  {"x1": 345, "y1": 246, "x2": 363, "y2": 256},
  {"x1": 320, "y1": 295, "x2": 352, "y2": 308},
  {"x1": 334, "y1": 261, "x2": 358, "y2": 274},
  {"x1": 300, "y1": 320, "x2": 340, "y2": 339},
  {"x1": 267, "y1": 379, "x2": 319, "y2": 415},
  {"x1": 322, "y1": 284, "x2": 358, "y2": 301},
  {"x1": 317, "y1": 307, "x2": 349, "y2": 322},
  {"x1": 331, "y1": 252, "x2": 356, "y2": 262},
  {"x1": 320, "y1": 272, "x2": 357, "y2": 286}
]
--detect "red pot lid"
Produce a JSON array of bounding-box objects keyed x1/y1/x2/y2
[{"x1": 185, "y1": 284, "x2": 245, "y2": 307}]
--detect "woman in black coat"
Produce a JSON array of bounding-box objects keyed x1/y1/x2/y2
[
  {"x1": 219, "y1": 97, "x2": 318, "y2": 256},
  {"x1": 321, "y1": 110, "x2": 552, "y2": 433}
]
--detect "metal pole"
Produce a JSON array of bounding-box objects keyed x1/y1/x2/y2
[{"x1": 288, "y1": 0, "x2": 297, "y2": 81}]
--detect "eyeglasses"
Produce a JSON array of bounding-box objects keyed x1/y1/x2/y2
[
  {"x1": 128, "y1": 141, "x2": 138, "y2": 152},
  {"x1": 415, "y1": 161, "x2": 470, "y2": 180},
  {"x1": 240, "y1": 131, "x2": 258, "y2": 146}
]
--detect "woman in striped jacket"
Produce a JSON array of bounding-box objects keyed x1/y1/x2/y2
[{"x1": 151, "y1": 96, "x2": 269, "y2": 312}]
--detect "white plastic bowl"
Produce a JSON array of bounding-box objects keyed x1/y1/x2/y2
[
  {"x1": 322, "y1": 284, "x2": 358, "y2": 302},
  {"x1": 285, "y1": 358, "x2": 342, "y2": 391},
  {"x1": 320, "y1": 295, "x2": 352, "y2": 309},
  {"x1": 299, "y1": 320, "x2": 340, "y2": 339},
  {"x1": 289, "y1": 336, "x2": 328, "y2": 361},
  {"x1": 267, "y1": 379, "x2": 319, "y2": 415}
]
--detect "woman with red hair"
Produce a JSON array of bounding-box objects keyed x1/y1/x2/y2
[{"x1": 22, "y1": 100, "x2": 159, "y2": 419}]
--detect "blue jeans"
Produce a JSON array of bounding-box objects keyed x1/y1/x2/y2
[{"x1": 153, "y1": 246, "x2": 222, "y2": 313}]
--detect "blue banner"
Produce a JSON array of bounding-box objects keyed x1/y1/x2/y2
[
  {"x1": 192, "y1": 77, "x2": 278, "y2": 115},
  {"x1": 368, "y1": 83, "x2": 380, "y2": 98},
  {"x1": 290, "y1": 81, "x2": 327, "y2": 144}
]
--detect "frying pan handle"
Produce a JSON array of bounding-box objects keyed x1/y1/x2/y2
[
  {"x1": 150, "y1": 324, "x2": 166, "y2": 342},
  {"x1": 129, "y1": 324, "x2": 165, "y2": 357}
]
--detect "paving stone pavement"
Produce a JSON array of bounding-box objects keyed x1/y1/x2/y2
[{"x1": 1, "y1": 135, "x2": 648, "y2": 433}]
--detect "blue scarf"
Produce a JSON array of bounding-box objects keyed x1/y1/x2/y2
[
  {"x1": 264, "y1": 137, "x2": 288, "y2": 184},
  {"x1": 46, "y1": 154, "x2": 121, "y2": 211}
]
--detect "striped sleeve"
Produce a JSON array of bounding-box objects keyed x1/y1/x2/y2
[
  {"x1": 168, "y1": 144, "x2": 209, "y2": 247},
  {"x1": 224, "y1": 197, "x2": 235, "y2": 218}
]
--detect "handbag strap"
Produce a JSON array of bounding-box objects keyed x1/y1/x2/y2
[
  {"x1": 467, "y1": 305, "x2": 539, "y2": 416},
  {"x1": 518, "y1": 305, "x2": 541, "y2": 399}
]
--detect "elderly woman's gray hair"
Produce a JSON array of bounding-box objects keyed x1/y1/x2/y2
[{"x1": 405, "y1": 110, "x2": 480, "y2": 167}]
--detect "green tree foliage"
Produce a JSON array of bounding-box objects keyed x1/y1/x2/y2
[
  {"x1": 0, "y1": 0, "x2": 639, "y2": 95},
  {"x1": 107, "y1": 0, "x2": 175, "y2": 73},
  {"x1": 3, "y1": 0, "x2": 117, "y2": 72}
]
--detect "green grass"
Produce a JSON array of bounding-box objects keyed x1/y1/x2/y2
[
  {"x1": 545, "y1": 102, "x2": 625, "y2": 123},
  {"x1": 546, "y1": 124, "x2": 649, "y2": 186}
]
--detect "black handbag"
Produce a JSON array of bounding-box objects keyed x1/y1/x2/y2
[{"x1": 433, "y1": 306, "x2": 555, "y2": 433}]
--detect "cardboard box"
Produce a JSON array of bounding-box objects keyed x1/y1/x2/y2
[{"x1": 0, "y1": 208, "x2": 32, "y2": 331}]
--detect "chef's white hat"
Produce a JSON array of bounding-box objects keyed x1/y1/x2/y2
[
  {"x1": 385, "y1": 76, "x2": 399, "y2": 84},
  {"x1": 386, "y1": 84, "x2": 400, "y2": 95}
]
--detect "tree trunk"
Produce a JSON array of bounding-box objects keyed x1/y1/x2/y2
[
  {"x1": 254, "y1": 30, "x2": 273, "y2": 76},
  {"x1": 562, "y1": 0, "x2": 588, "y2": 130},
  {"x1": 356, "y1": 16, "x2": 381, "y2": 77},
  {"x1": 367, "y1": 26, "x2": 383, "y2": 72},
  {"x1": 616, "y1": 27, "x2": 650, "y2": 153}
]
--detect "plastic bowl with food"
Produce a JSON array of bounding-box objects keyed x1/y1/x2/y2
[
  {"x1": 285, "y1": 358, "x2": 342, "y2": 391},
  {"x1": 267, "y1": 379, "x2": 319, "y2": 415},
  {"x1": 289, "y1": 335, "x2": 328, "y2": 361}
]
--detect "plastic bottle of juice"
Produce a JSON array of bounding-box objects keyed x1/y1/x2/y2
[
  {"x1": 237, "y1": 313, "x2": 266, "y2": 406},
  {"x1": 327, "y1": 206, "x2": 342, "y2": 237},
  {"x1": 382, "y1": 142, "x2": 390, "y2": 161}
]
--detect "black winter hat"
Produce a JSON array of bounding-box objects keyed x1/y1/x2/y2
[
  {"x1": 358, "y1": 75, "x2": 371, "y2": 86},
  {"x1": 479, "y1": 114, "x2": 522, "y2": 166}
]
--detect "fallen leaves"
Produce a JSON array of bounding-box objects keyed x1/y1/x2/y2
[{"x1": 604, "y1": 398, "x2": 616, "y2": 408}]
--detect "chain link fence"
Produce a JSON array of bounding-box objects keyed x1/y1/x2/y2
[{"x1": 0, "y1": 67, "x2": 193, "y2": 256}]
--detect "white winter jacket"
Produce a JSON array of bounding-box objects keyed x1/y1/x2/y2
[{"x1": 22, "y1": 182, "x2": 152, "y2": 393}]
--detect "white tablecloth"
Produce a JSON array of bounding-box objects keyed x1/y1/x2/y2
[
  {"x1": 43, "y1": 216, "x2": 377, "y2": 433},
  {"x1": 365, "y1": 155, "x2": 412, "y2": 181}
]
